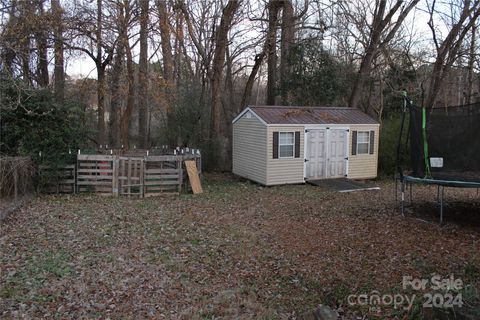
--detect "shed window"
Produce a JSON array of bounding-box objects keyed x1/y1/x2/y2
[
  {"x1": 357, "y1": 131, "x2": 370, "y2": 154},
  {"x1": 279, "y1": 132, "x2": 294, "y2": 158}
]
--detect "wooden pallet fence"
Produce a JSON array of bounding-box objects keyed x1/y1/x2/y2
[
  {"x1": 76, "y1": 154, "x2": 115, "y2": 195},
  {"x1": 39, "y1": 154, "x2": 200, "y2": 197},
  {"x1": 144, "y1": 156, "x2": 183, "y2": 197},
  {"x1": 38, "y1": 164, "x2": 76, "y2": 193},
  {"x1": 117, "y1": 156, "x2": 144, "y2": 197}
]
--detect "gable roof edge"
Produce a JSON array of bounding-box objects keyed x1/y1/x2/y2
[{"x1": 232, "y1": 107, "x2": 268, "y2": 126}]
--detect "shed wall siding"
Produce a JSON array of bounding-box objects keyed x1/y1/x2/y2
[
  {"x1": 232, "y1": 115, "x2": 267, "y2": 185},
  {"x1": 266, "y1": 126, "x2": 305, "y2": 185},
  {"x1": 348, "y1": 124, "x2": 380, "y2": 179}
]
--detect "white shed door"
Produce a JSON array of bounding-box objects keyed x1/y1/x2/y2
[
  {"x1": 306, "y1": 129, "x2": 326, "y2": 179},
  {"x1": 306, "y1": 128, "x2": 347, "y2": 179},
  {"x1": 326, "y1": 129, "x2": 347, "y2": 178}
]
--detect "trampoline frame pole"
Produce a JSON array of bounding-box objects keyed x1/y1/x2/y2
[
  {"x1": 409, "y1": 182, "x2": 413, "y2": 205},
  {"x1": 395, "y1": 177, "x2": 398, "y2": 204},
  {"x1": 401, "y1": 178, "x2": 405, "y2": 217},
  {"x1": 439, "y1": 186, "x2": 444, "y2": 224}
]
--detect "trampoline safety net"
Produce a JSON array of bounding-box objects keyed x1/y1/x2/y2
[{"x1": 407, "y1": 102, "x2": 480, "y2": 183}]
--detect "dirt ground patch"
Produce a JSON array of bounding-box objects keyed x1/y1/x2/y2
[{"x1": 1, "y1": 174, "x2": 479, "y2": 319}]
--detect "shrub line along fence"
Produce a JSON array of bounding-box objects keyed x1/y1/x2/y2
[
  {"x1": 41, "y1": 153, "x2": 202, "y2": 197},
  {"x1": 0, "y1": 156, "x2": 34, "y2": 220}
]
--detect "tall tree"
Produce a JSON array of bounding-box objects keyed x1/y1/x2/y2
[
  {"x1": 119, "y1": 0, "x2": 136, "y2": 147},
  {"x1": 66, "y1": 0, "x2": 116, "y2": 145},
  {"x1": 109, "y1": 41, "x2": 124, "y2": 147},
  {"x1": 346, "y1": 0, "x2": 420, "y2": 109},
  {"x1": 210, "y1": 0, "x2": 241, "y2": 170},
  {"x1": 1, "y1": 0, "x2": 19, "y2": 76},
  {"x1": 158, "y1": 0, "x2": 177, "y2": 145},
  {"x1": 19, "y1": 0, "x2": 33, "y2": 85},
  {"x1": 266, "y1": 0, "x2": 282, "y2": 105},
  {"x1": 279, "y1": 0, "x2": 295, "y2": 105},
  {"x1": 138, "y1": 0, "x2": 149, "y2": 148},
  {"x1": 52, "y1": 0, "x2": 65, "y2": 102},
  {"x1": 95, "y1": 0, "x2": 107, "y2": 146},
  {"x1": 424, "y1": 0, "x2": 480, "y2": 109},
  {"x1": 466, "y1": 24, "x2": 477, "y2": 105},
  {"x1": 34, "y1": 0, "x2": 49, "y2": 87}
]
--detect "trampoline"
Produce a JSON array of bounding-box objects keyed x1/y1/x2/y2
[{"x1": 396, "y1": 94, "x2": 480, "y2": 223}]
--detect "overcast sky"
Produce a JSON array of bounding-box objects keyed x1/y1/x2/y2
[{"x1": 65, "y1": 1, "x2": 453, "y2": 79}]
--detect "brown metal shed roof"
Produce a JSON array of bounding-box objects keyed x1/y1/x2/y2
[{"x1": 249, "y1": 105, "x2": 379, "y2": 125}]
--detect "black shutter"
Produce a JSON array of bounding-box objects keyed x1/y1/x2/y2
[
  {"x1": 273, "y1": 131, "x2": 279, "y2": 159},
  {"x1": 351, "y1": 131, "x2": 357, "y2": 155},
  {"x1": 369, "y1": 130, "x2": 375, "y2": 154},
  {"x1": 294, "y1": 131, "x2": 300, "y2": 158}
]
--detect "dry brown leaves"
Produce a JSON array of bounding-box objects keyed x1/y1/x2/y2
[{"x1": 1, "y1": 174, "x2": 479, "y2": 319}]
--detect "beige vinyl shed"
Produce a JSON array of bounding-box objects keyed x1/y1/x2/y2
[{"x1": 232, "y1": 106, "x2": 380, "y2": 186}]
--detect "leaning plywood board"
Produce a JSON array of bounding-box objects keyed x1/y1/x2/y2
[{"x1": 184, "y1": 160, "x2": 203, "y2": 194}]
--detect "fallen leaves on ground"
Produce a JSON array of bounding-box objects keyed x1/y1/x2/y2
[{"x1": 1, "y1": 174, "x2": 479, "y2": 319}]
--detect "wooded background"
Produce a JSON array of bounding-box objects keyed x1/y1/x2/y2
[{"x1": 1, "y1": 0, "x2": 479, "y2": 171}]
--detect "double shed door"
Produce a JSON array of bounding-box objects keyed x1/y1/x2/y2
[{"x1": 305, "y1": 128, "x2": 348, "y2": 179}]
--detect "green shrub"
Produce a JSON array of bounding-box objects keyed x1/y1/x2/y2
[
  {"x1": 0, "y1": 74, "x2": 91, "y2": 167},
  {"x1": 285, "y1": 39, "x2": 354, "y2": 106},
  {"x1": 378, "y1": 116, "x2": 410, "y2": 176}
]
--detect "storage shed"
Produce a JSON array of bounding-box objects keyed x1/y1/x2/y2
[{"x1": 232, "y1": 106, "x2": 380, "y2": 186}]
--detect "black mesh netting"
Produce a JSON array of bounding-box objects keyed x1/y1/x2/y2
[{"x1": 408, "y1": 102, "x2": 480, "y2": 182}]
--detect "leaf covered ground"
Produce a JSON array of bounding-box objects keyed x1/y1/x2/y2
[{"x1": 1, "y1": 174, "x2": 479, "y2": 319}]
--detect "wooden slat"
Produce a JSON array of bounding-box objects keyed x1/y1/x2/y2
[
  {"x1": 77, "y1": 169, "x2": 113, "y2": 173},
  {"x1": 127, "y1": 159, "x2": 132, "y2": 197},
  {"x1": 144, "y1": 181, "x2": 181, "y2": 186},
  {"x1": 146, "y1": 155, "x2": 184, "y2": 161},
  {"x1": 118, "y1": 176, "x2": 141, "y2": 181},
  {"x1": 139, "y1": 158, "x2": 144, "y2": 197},
  {"x1": 78, "y1": 154, "x2": 116, "y2": 161},
  {"x1": 145, "y1": 174, "x2": 180, "y2": 179},
  {"x1": 78, "y1": 163, "x2": 102, "y2": 168},
  {"x1": 77, "y1": 181, "x2": 113, "y2": 186},
  {"x1": 184, "y1": 160, "x2": 202, "y2": 194},
  {"x1": 77, "y1": 176, "x2": 113, "y2": 180},
  {"x1": 145, "y1": 168, "x2": 179, "y2": 174}
]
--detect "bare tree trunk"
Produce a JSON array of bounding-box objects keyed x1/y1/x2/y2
[
  {"x1": 348, "y1": 0, "x2": 419, "y2": 108},
  {"x1": 138, "y1": 0, "x2": 149, "y2": 148},
  {"x1": 97, "y1": 65, "x2": 107, "y2": 146},
  {"x1": 158, "y1": 0, "x2": 176, "y2": 146},
  {"x1": 348, "y1": 46, "x2": 376, "y2": 108},
  {"x1": 225, "y1": 44, "x2": 236, "y2": 113},
  {"x1": 210, "y1": 0, "x2": 240, "y2": 170},
  {"x1": 1, "y1": 0, "x2": 17, "y2": 75},
  {"x1": 280, "y1": 0, "x2": 294, "y2": 105},
  {"x1": 158, "y1": 0, "x2": 174, "y2": 86},
  {"x1": 52, "y1": 0, "x2": 64, "y2": 102},
  {"x1": 174, "y1": 9, "x2": 184, "y2": 90},
  {"x1": 266, "y1": 0, "x2": 281, "y2": 105},
  {"x1": 19, "y1": 1, "x2": 32, "y2": 85},
  {"x1": 35, "y1": 0, "x2": 49, "y2": 87},
  {"x1": 241, "y1": 52, "x2": 265, "y2": 108},
  {"x1": 424, "y1": 0, "x2": 480, "y2": 109},
  {"x1": 466, "y1": 25, "x2": 476, "y2": 105},
  {"x1": 120, "y1": 34, "x2": 135, "y2": 147},
  {"x1": 109, "y1": 43, "x2": 123, "y2": 147},
  {"x1": 96, "y1": 0, "x2": 106, "y2": 146}
]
